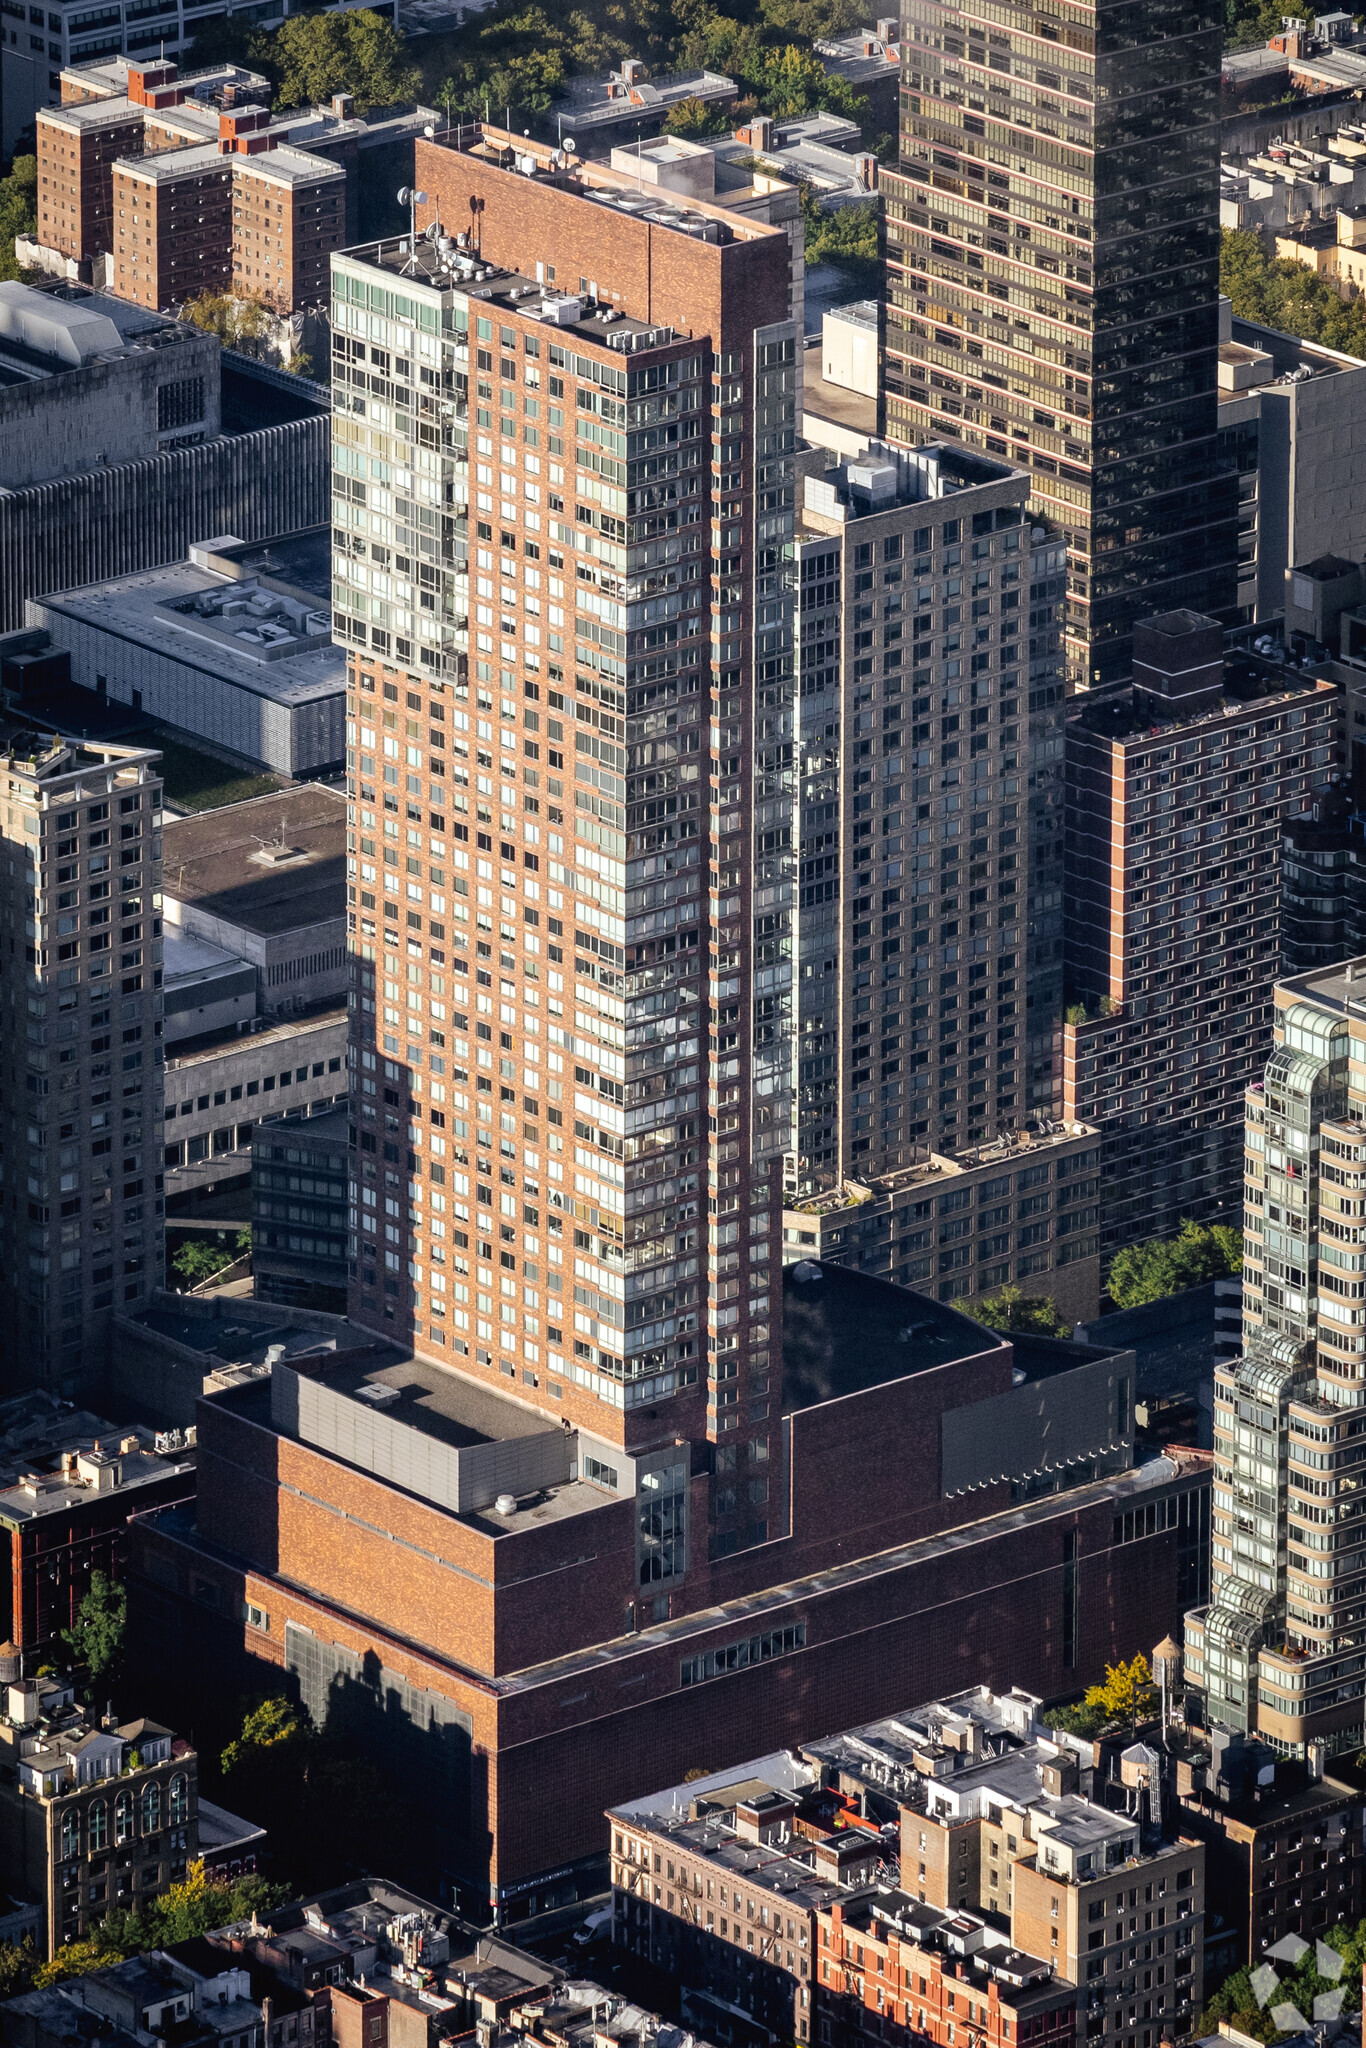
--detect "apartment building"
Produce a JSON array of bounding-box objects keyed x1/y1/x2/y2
[
  {"x1": 111, "y1": 145, "x2": 232, "y2": 308},
  {"x1": 109, "y1": 125, "x2": 345, "y2": 315},
  {"x1": 789, "y1": 439, "x2": 1065, "y2": 1194},
  {"x1": 1280, "y1": 785, "x2": 1366, "y2": 974},
  {"x1": 0, "y1": 722, "x2": 164, "y2": 1398},
  {"x1": 0, "y1": 1666, "x2": 197, "y2": 1956},
  {"x1": 611, "y1": 1686, "x2": 1204, "y2": 2048},
  {"x1": 35, "y1": 89, "x2": 145, "y2": 259},
  {"x1": 335, "y1": 124, "x2": 799, "y2": 1460},
  {"x1": 782, "y1": 1122, "x2": 1102, "y2": 1324},
  {"x1": 0, "y1": 1420, "x2": 195, "y2": 1669},
  {"x1": 1169, "y1": 1726, "x2": 1366, "y2": 1971},
  {"x1": 1215, "y1": 301, "x2": 1366, "y2": 628},
  {"x1": 882, "y1": 0, "x2": 1238, "y2": 689},
  {"x1": 250, "y1": 1101, "x2": 350, "y2": 1313},
  {"x1": 818, "y1": 1894, "x2": 1075, "y2": 2048},
  {"x1": 1184, "y1": 958, "x2": 1366, "y2": 1758},
  {"x1": 1061, "y1": 610, "x2": 1342, "y2": 1252}
]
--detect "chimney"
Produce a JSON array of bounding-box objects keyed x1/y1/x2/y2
[
  {"x1": 331, "y1": 92, "x2": 354, "y2": 119},
  {"x1": 1131, "y1": 609, "x2": 1225, "y2": 715}
]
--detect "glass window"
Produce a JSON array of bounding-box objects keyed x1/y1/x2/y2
[
  {"x1": 141, "y1": 1782, "x2": 160, "y2": 1833},
  {"x1": 115, "y1": 1790, "x2": 133, "y2": 1844},
  {"x1": 89, "y1": 1800, "x2": 107, "y2": 1851},
  {"x1": 168, "y1": 1774, "x2": 188, "y2": 1826}
]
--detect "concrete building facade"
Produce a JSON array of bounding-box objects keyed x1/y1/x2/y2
[
  {"x1": 0, "y1": 723, "x2": 165, "y2": 1397},
  {"x1": 782, "y1": 1124, "x2": 1101, "y2": 1323}
]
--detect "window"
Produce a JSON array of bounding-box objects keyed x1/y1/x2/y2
[
  {"x1": 115, "y1": 1790, "x2": 133, "y2": 1844},
  {"x1": 681, "y1": 1623, "x2": 807, "y2": 1686},
  {"x1": 61, "y1": 1809, "x2": 79, "y2": 1859},
  {"x1": 168, "y1": 1775, "x2": 188, "y2": 1827},
  {"x1": 156, "y1": 377, "x2": 204, "y2": 432},
  {"x1": 89, "y1": 1800, "x2": 107, "y2": 1851},
  {"x1": 141, "y1": 1781, "x2": 160, "y2": 1833},
  {"x1": 638, "y1": 1461, "x2": 687, "y2": 1584},
  {"x1": 583, "y1": 1455, "x2": 618, "y2": 1489}
]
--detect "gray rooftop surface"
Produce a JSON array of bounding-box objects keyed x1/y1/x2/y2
[
  {"x1": 34, "y1": 553, "x2": 343, "y2": 712},
  {"x1": 161, "y1": 787, "x2": 346, "y2": 935}
]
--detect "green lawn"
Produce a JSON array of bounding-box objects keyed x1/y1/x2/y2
[{"x1": 155, "y1": 736, "x2": 286, "y2": 813}]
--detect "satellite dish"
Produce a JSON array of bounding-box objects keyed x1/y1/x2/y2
[
  {"x1": 423, "y1": 123, "x2": 435, "y2": 137},
  {"x1": 397, "y1": 185, "x2": 410, "y2": 204},
  {"x1": 424, "y1": 220, "x2": 441, "y2": 241},
  {"x1": 413, "y1": 189, "x2": 428, "y2": 205},
  {"x1": 563, "y1": 136, "x2": 576, "y2": 153}
]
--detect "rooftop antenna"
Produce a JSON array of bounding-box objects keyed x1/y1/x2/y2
[{"x1": 396, "y1": 186, "x2": 427, "y2": 273}]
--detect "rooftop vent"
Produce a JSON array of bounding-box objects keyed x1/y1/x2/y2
[{"x1": 494, "y1": 1492, "x2": 519, "y2": 1515}]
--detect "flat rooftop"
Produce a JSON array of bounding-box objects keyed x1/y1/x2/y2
[
  {"x1": 800, "y1": 438, "x2": 1027, "y2": 529},
  {"x1": 780, "y1": 1260, "x2": 1004, "y2": 1410},
  {"x1": 1068, "y1": 650, "x2": 1337, "y2": 743},
  {"x1": 33, "y1": 547, "x2": 342, "y2": 710},
  {"x1": 0, "y1": 1403, "x2": 194, "y2": 1522},
  {"x1": 787, "y1": 1124, "x2": 1100, "y2": 1219},
  {"x1": 161, "y1": 786, "x2": 346, "y2": 935},
  {"x1": 0, "y1": 281, "x2": 196, "y2": 390}
]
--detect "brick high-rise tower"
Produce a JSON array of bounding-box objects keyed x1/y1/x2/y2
[{"x1": 334, "y1": 128, "x2": 797, "y2": 1544}]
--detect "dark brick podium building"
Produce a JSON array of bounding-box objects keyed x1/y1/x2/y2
[{"x1": 126, "y1": 1264, "x2": 1210, "y2": 1922}]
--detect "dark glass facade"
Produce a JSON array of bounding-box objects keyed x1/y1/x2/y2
[{"x1": 883, "y1": 0, "x2": 1239, "y2": 689}]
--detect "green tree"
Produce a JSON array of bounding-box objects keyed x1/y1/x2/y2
[
  {"x1": 61, "y1": 1570, "x2": 126, "y2": 1691},
  {"x1": 964, "y1": 1282, "x2": 1070, "y2": 1337},
  {"x1": 177, "y1": 287, "x2": 273, "y2": 349},
  {"x1": 221, "y1": 1693, "x2": 307, "y2": 1775},
  {"x1": 1221, "y1": 225, "x2": 1366, "y2": 357},
  {"x1": 1107, "y1": 1218, "x2": 1242, "y2": 1310},
  {"x1": 34, "y1": 1938, "x2": 116, "y2": 1988},
  {"x1": 0, "y1": 155, "x2": 38, "y2": 284},
  {"x1": 0, "y1": 1937, "x2": 37, "y2": 1998},
  {"x1": 145, "y1": 1864, "x2": 285, "y2": 1944},
  {"x1": 268, "y1": 10, "x2": 420, "y2": 112},
  {"x1": 172, "y1": 1232, "x2": 243, "y2": 1290},
  {"x1": 662, "y1": 94, "x2": 733, "y2": 137},
  {"x1": 1049, "y1": 1653, "x2": 1156, "y2": 1738}
]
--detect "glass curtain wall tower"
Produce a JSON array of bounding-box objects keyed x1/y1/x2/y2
[{"x1": 882, "y1": 0, "x2": 1238, "y2": 689}]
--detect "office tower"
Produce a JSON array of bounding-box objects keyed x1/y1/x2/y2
[
  {"x1": 882, "y1": 0, "x2": 1237, "y2": 689},
  {"x1": 1183, "y1": 960, "x2": 1366, "y2": 1757},
  {"x1": 0, "y1": 279, "x2": 328, "y2": 631},
  {"x1": 790, "y1": 440, "x2": 1067, "y2": 1195},
  {"x1": 0, "y1": 729, "x2": 163, "y2": 1396},
  {"x1": 1060, "y1": 611, "x2": 1341, "y2": 1252},
  {"x1": 334, "y1": 125, "x2": 797, "y2": 1448}
]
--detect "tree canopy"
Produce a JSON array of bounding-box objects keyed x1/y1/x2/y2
[
  {"x1": 0, "y1": 157, "x2": 37, "y2": 284},
  {"x1": 61, "y1": 1570, "x2": 126, "y2": 1692},
  {"x1": 1048, "y1": 1654, "x2": 1157, "y2": 1738},
  {"x1": 1222, "y1": 226, "x2": 1366, "y2": 359},
  {"x1": 186, "y1": 10, "x2": 419, "y2": 113},
  {"x1": 1199, "y1": 1918, "x2": 1366, "y2": 2042},
  {"x1": 0, "y1": 1869, "x2": 286, "y2": 1995},
  {"x1": 218, "y1": 1696, "x2": 408, "y2": 1893},
  {"x1": 964, "y1": 1283, "x2": 1071, "y2": 1337},
  {"x1": 188, "y1": 0, "x2": 873, "y2": 136},
  {"x1": 1107, "y1": 1218, "x2": 1242, "y2": 1311}
]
